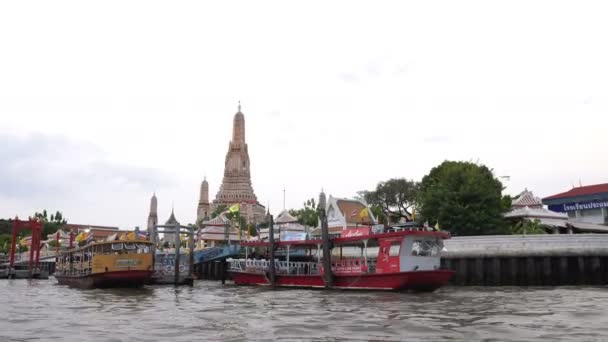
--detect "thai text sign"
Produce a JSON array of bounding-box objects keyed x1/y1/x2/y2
[
  {"x1": 280, "y1": 232, "x2": 307, "y2": 241},
  {"x1": 340, "y1": 227, "x2": 371, "y2": 238},
  {"x1": 563, "y1": 201, "x2": 608, "y2": 211}
]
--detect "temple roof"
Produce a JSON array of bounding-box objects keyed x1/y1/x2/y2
[
  {"x1": 336, "y1": 199, "x2": 373, "y2": 225},
  {"x1": 276, "y1": 210, "x2": 298, "y2": 224},
  {"x1": 504, "y1": 206, "x2": 567, "y2": 220},
  {"x1": 165, "y1": 209, "x2": 179, "y2": 225},
  {"x1": 202, "y1": 214, "x2": 230, "y2": 227},
  {"x1": 512, "y1": 189, "x2": 542, "y2": 208}
]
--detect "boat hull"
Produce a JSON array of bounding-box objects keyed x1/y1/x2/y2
[
  {"x1": 55, "y1": 270, "x2": 153, "y2": 289},
  {"x1": 230, "y1": 269, "x2": 454, "y2": 291}
]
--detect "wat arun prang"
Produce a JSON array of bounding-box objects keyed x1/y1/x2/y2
[{"x1": 196, "y1": 103, "x2": 267, "y2": 225}]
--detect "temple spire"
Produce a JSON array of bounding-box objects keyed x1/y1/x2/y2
[{"x1": 232, "y1": 102, "x2": 246, "y2": 145}]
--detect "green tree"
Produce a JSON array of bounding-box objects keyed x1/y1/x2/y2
[
  {"x1": 289, "y1": 198, "x2": 319, "y2": 227},
  {"x1": 0, "y1": 234, "x2": 12, "y2": 253},
  {"x1": 511, "y1": 219, "x2": 546, "y2": 235},
  {"x1": 0, "y1": 219, "x2": 13, "y2": 235},
  {"x1": 419, "y1": 161, "x2": 511, "y2": 236},
  {"x1": 211, "y1": 204, "x2": 228, "y2": 219},
  {"x1": 360, "y1": 178, "x2": 419, "y2": 223},
  {"x1": 33, "y1": 210, "x2": 67, "y2": 239}
]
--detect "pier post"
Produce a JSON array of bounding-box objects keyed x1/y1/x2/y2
[
  {"x1": 9, "y1": 217, "x2": 18, "y2": 274},
  {"x1": 591, "y1": 256, "x2": 601, "y2": 284},
  {"x1": 318, "y1": 191, "x2": 333, "y2": 289},
  {"x1": 267, "y1": 212, "x2": 276, "y2": 288},
  {"x1": 508, "y1": 257, "x2": 518, "y2": 285},
  {"x1": 174, "y1": 222, "x2": 180, "y2": 285},
  {"x1": 454, "y1": 258, "x2": 467, "y2": 285},
  {"x1": 525, "y1": 257, "x2": 536, "y2": 285},
  {"x1": 474, "y1": 258, "x2": 484, "y2": 285},
  {"x1": 492, "y1": 258, "x2": 501, "y2": 285},
  {"x1": 577, "y1": 257, "x2": 586, "y2": 285},
  {"x1": 188, "y1": 226, "x2": 195, "y2": 282},
  {"x1": 559, "y1": 257, "x2": 569, "y2": 285}
]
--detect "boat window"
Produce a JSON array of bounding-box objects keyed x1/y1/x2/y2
[
  {"x1": 124, "y1": 243, "x2": 136, "y2": 250},
  {"x1": 389, "y1": 242, "x2": 401, "y2": 257},
  {"x1": 411, "y1": 240, "x2": 441, "y2": 257},
  {"x1": 111, "y1": 243, "x2": 123, "y2": 251},
  {"x1": 102, "y1": 244, "x2": 111, "y2": 254}
]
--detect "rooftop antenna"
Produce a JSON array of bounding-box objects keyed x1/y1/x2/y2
[
  {"x1": 238, "y1": 100, "x2": 241, "y2": 112},
  {"x1": 283, "y1": 187, "x2": 286, "y2": 211}
]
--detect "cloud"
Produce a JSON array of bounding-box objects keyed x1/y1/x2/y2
[
  {"x1": 0, "y1": 132, "x2": 172, "y2": 200},
  {"x1": 423, "y1": 135, "x2": 454, "y2": 144},
  {"x1": 337, "y1": 59, "x2": 408, "y2": 84}
]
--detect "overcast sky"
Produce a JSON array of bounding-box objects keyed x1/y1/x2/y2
[{"x1": 1, "y1": 1, "x2": 607, "y2": 229}]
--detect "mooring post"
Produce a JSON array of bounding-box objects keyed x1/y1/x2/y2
[
  {"x1": 268, "y1": 212, "x2": 276, "y2": 288},
  {"x1": 221, "y1": 260, "x2": 226, "y2": 284},
  {"x1": 9, "y1": 217, "x2": 18, "y2": 274},
  {"x1": 188, "y1": 226, "x2": 194, "y2": 282},
  {"x1": 174, "y1": 223, "x2": 181, "y2": 285},
  {"x1": 318, "y1": 191, "x2": 333, "y2": 289},
  {"x1": 34, "y1": 219, "x2": 42, "y2": 272},
  {"x1": 28, "y1": 220, "x2": 35, "y2": 277}
]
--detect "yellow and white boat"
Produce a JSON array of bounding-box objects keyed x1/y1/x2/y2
[{"x1": 55, "y1": 240, "x2": 154, "y2": 289}]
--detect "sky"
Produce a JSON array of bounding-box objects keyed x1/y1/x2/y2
[{"x1": 1, "y1": 1, "x2": 607, "y2": 229}]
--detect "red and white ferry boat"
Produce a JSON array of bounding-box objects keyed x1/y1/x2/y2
[{"x1": 229, "y1": 225, "x2": 454, "y2": 291}]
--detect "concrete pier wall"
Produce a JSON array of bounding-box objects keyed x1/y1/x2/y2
[
  {"x1": 194, "y1": 261, "x2": 229, "y2": 281},
  {"x1": 442, "y1": 234, "x2": 608, "y2": 285}
]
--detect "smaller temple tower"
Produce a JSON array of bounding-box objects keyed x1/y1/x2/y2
[
  {"x1": 163, "y1": 208, "x2": 180, "y2": 245},
  {"x1": 147, "y1": 193, "x2": 158, "y2": 237},
  {"x1": 197, "y1": 177, "x2": 210, "y2": 224}
]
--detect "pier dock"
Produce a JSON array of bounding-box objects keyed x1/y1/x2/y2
[{"x1": 442, "y1": 234, "x2": 608, "y2": 286}]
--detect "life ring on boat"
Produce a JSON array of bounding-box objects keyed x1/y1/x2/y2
[{"x1": 361, "y1": 264, "x2": 368, "y2": 273}]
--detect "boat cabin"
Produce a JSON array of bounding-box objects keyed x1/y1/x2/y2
[
  {"x1": 232, "y1": 227, "x2": 448, "y2": 276},
  {"x1": 56, "y1": 241, "x2": 153, "y2": 277}
]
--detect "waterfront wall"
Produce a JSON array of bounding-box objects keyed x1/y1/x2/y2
[
  {"x1": 194, "y1": 260, "x2": 229, "y2": 281},
  {"x1": 442, "y1": 234, "x2": 608, "y2": 286}
]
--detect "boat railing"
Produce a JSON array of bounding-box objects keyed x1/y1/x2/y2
[
  {"x1": 330, "y1": 258, "x2": 369, "y2": 274},
  {"x1": 229, "y1": 259, "x2": 320, "y2": 276}
]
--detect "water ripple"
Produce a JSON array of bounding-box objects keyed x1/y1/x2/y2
[{"x1": 2, "y1": 280, "x2": 608, "y2": 341}]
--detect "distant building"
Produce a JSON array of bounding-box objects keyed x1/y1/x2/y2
[
  {"x1": 196, "y1": 177, "x2": 210, "y2": 224},
  {"x1": 310, "y1": 195, "x2": 376, "y2": 237},
  {"x1": 505, "y1": 189, "x2": 567, "y2": 224},
  {"x1": 207, "y1": 103, "x2": 266, "y2": 224},
  {"x1": 162, "y1": 209, "x2": 180, "y2": 243},
  {"x1": 63, "y1": 224, "x2": 119, "y2": 241},
  {"x1": 258, "y1": 210, "x2": 307, "y2": 241},
  {"x1": 325, "y1": 195, "x2": 376, "y2": 229},
  {"x1": 197, "y1": 214, "x2": 239, "y2": 248},
  {"x1": 147, "y1": 193, "x2": 158, "y2": 238},
  {"x1": 543, "y1": 183, "x2": 608, "y2": 225}
]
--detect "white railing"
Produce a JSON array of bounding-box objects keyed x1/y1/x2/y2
[
  {"x1": 10, "y1": 250, "x2": 58, "y2": 263},
  {"x1": 229, "y1": 259, "x2": 320, "y2": 275}
]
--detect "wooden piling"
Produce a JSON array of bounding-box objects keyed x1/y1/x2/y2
[
  {"x1": 267, "y1": 213, "x2": 276, "y2": 288},
  {"x1": 318, "y1": 191, "x2": 333, "y2": 289}
]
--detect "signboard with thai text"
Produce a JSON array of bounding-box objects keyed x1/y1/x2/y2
[
  {"x1": 280, "y1": 232, "x2": 307, "y2": 241},
  {"x1": 549, "y1": 201, "x2": 608, "y2": 212},
  {"x1": 340, "y1": 227, "x2": 371, "y2": 238}
]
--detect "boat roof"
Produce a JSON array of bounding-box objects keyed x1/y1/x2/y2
[
  {"x1": 61, "y1": 240, "x2": 153, "y2": 254},
  {"x1": 241, "y1": 229, "x2": 450, "y2": 249}
]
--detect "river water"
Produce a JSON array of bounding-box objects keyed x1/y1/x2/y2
[{"x1": 1, "y1": 279, "x2": 608, "y2": 341}]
